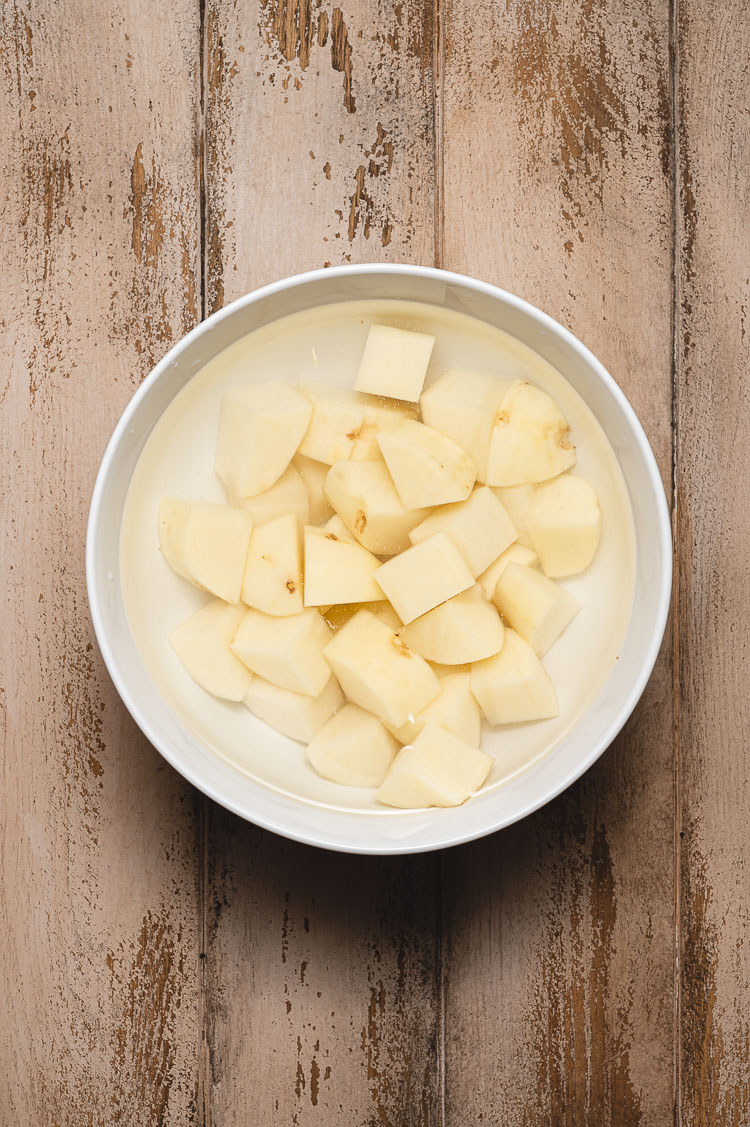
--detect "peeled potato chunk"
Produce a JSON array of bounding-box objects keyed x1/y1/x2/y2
[
  {"x1": 374, "y1": 532, "x2": 475, "y2": 625},
  {"x1": 349, "y1": 397, "x2": 419, "y2": 461},
  {"x1": 231, "y1": 607, "x2": 332, "y2": 696},
  {"x1": 471, "y1": 629, "x2": 558, "y2": 725},
  {"x1": 170, "y1": 601, "x2": 251, "y2": 701},
  {"x1": 376, "y1": 722, "x2": 493, "y2": 809},
  {"x1": 307, "y1": 704, "x2": 399, "y2": 787},
  {"x1": 492, "y1": 485, "x2": 535, "y2": 547},
  {"x1": 478, "y1": 543, "x2": 539, "y2": 599},
  {"x1": 297, "y1": 379, "x2": 365, "y2": 465},
  {"x1": 243, "y1": 674, "x2": 344, "y2": 743},
  {"x1": 377, "y1": 419, "x2": 476, "y2": 509},
  {"x1": 486, "y1": 381, "x2": 576, "y2": 486},
  {"x1": 354, "y1": 324, "x2": 435, "y2": 402},
  {"x1": 294, "y1": 454, "x2": 335, "y2": 525},
  {"x1": 324, "y1": 460, "x2": 429, "y2": 555},
  {"x1": 215, "y1": 382, "x2": 312, "y2": 498},
  {"x1": 158, "y1": 499, "x2": 253, "y2": 604},
  {"x1": 321, "y1": 514, "x2": 358, "y2": 543},
  {"x1": 227, "y1": 464, "x2": 310, "y2": 527},
  {"x1": 420, "y1": 367, "x2": 509, "y2": 482},
  {"x1": 303, "y1": 525, "x2": 382, "y2": 606},
  {"x1": 408, "y1": 486, "x2": 517, "y2": 577},
  {"x1": 323, "y1": 609, "x2": 440, "y2": 727},
  {"x1": 241, "y1": 513, "x2": 303, "y2": 616},
  {"x1": 402, "y1": 585, "x2": 505, "y2": 665},
  {"x1": 492, "y1": 562, "x2": 580, "y2": 656},
  {"x1": 384, "y1": 672, "x2": 481, "y2": 746},
  {"x1": 527, "y1": 473, "x2": 602, "y2": 577}
]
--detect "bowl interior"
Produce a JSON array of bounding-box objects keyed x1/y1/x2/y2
[{"x1": 87, "y1": 266, "x2": 671, "y2": 854}]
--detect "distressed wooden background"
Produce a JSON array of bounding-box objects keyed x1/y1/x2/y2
[{"x1": 1, "y1": 0, "x2": 748, "y2": 1122}]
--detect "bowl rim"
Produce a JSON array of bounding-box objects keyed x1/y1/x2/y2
[{"x1": 86, "y1": 262, "x2": 673, "y2": 854}]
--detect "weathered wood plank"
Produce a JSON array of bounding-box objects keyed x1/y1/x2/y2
[
  {"x1": 202, "y1": 1, "x2": 440, "y2": 1124},
  {"x1": 0, "y1": 3, "x2": 202, "y2": 1123},
  {"x1": 439, "y1": 1, "x2": 675, "y2": 1122},
  {"x1": 677, "y1": 1, "x2": 750, "y2": 1122}
]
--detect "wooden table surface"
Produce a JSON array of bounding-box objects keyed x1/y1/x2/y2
[{"x1": 2, "y1": 0, "x2": 748, "y2": 1122}]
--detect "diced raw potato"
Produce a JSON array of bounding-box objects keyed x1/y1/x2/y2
[
  {"x1": 486, "y1": 381, "x2": 576, "y2": 486},
  {"x1": 241, "y1": 513, "x2": 303, "y2": 616},
  {"x1": 227, "y1": 464, "x2": 310, "y2": 526},
  {"x1": 478, "y1": 543, "x2": 539, "y2": 599},
  {"x1": 158, "y1": 499, "x2": 253, "y2": 604},
  {"x1": 324, "y1": 460, "x2": 429, "y2": 555},
  {"x1": 294, "y1": 454, "x2": 335, "y2": 525},
  {"x1": 169, "y1": 601, "x2": 251, "y2": 701},
  {"x1": 306, "y1": 704, "x2": 399, "y2": 787},
  {"x1": 492, "y1": 562, "x2": 580, "y2": 656},
  {"x1": 420, "y1": 368, "x2": 508, "y2": 481},
  {"x1": 354, "y1": 324, "x2": 435, "y2": 402},
  {"x1": 492, "y1": 485, "x2": 535, "y2": 547},
  {"x1": 408, "y1": 486, "x2": 517, "y2": 577},
  {"x1": 231, "y1": 607, "x2": 332, "y2": 696},
  {"x1": 320, "y1": 601, "x2": 393, "y2": 631},
  {"x1": 350, "y1": 397, "x2": 419, "y2": 460},
  {"x1": 243, "y1": 674, "x2": 344, "y2": 743},
  {"x1": 377, "y1": 420, "x2": 477, "y2": 509},
  {"x1": 402, "y1": 585, "x2": 505, "y2": 664},
  {"x1": 374, "y1": 532, "x2": 475, "y2": 624},
  {"x1": 303, "y1": 526, "x2": 382, "y2": 606},
  {"x1": 322, "y1": 514, "x2": 357, "y2": 543},
  {"x1": 384, "y1": 672, "x2": 482, "y2": 745},
  {"x1": 323, "y1": 610, "x2": 440, "y2": 727},
  {"x1": 527, "y1": 474, "x2": 602, "y2": 577},
  {"x1": 376, "y1": 722, "x2": 493, "y2": 809},
  {"x1": 297, "y1": 379, "x2": 365, "y2": 464},
  {"x1": 471, "y1": 629, "x2": 558, "y2": 724},
  {"x1": 215, "y1": 382, "x2": 312, "y2": 498}
]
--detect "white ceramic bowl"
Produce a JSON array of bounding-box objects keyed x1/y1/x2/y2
[{"x1": 87, "y1": 264, "x2": 671, "y2": 854}]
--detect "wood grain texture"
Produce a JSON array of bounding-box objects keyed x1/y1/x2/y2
[
  {"x1": 677, "y1": 1, "x2": 750, "y2": 1122},
  {"x1": 202, "y1": 1, "x2": 440, "y2": 1123},
  {"x1": 439, "y1": 0, "x2": 676, "y2": 1122},
  {"x1": 0, "y1": 3, "x2": 202, "y2": 1123}
]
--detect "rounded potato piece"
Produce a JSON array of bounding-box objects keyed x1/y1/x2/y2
[
  {"x1": 402, "y1": 586, "x2": 505, "y2": 665},
  {"x1": 169, "y1": 600, "x2": 251, "y2": 701},
  {"x1": 486, "y1": 381, "x2": 576, "y2": 486},
  {"x1": 527, "y1": 474, "x2": 601, "y2": 577},
  {"x1": 306, "y1": 704, "x2": 398, "y2": 787},
  {"x1": 470, "y1": 629, "x2": 558, "y2": 725},
  {"x1": 243, "y1": 675, "x2": 344, "y2": 743},
  {"x1": 215, "y1": 382, "x2": 312, "y2": 498}
]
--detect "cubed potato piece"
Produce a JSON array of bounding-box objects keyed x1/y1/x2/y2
[
  {"x1": 215, "y1": 382, "x2": 312, "y2": 498},
  {"x1": 320, "y1": 600, "x2": 394, "y2": 631},
  {"x1": 293, "y1": 454, "x2": 335, "y2": 525},
  {"x1": 321, "y1": 513, "x2": 357, "y2": 543},
  {"x1": 297, "y1": 379, "x2": 365, "y2": 464},
  {"x1": 374, "y1": 532, "x2": 474, "y2": 624},
  {"x1": 492, "y1": 562, "x2": 580, "y2": 656},
  {"x1": 231, "y1": 607, "x2": 332, "y2": 696},
  {"x1": 471, "y1": 629, "x2": 558, "y2": 724},
  {"x1": 243, "y1": 674, "x2": 344, "y2": 743},
  {"x1": 486, "y1": 380, "x2": 576, "y2": 486},
  {"x1": 350, "y1": 396, "x2": 419, "y2": 460},
  {"x1": 324, "y1": 460, "x2": 429, "y2": 555},
  {"x1": 158, "y1": 499, "x2": 253, "y2": 604},
  {"x1": 408, "y1": 486, "x2": 517, "y2": 577},
  {"x1": 384, "y1": 672, "x2": 481, "y2": 746},
  {"x1": 354, "y1": 324, "x2": 435, "y2": 402},
  {"x1": 527, "y1": 473, "x2": 602, "y2": 577},
  {"x1": 478, "y1": 543, "x2": 539, "y2": 598},
  {"x1": 376, "y1": 722, "x2": 493, "y2": 809},
  {"x1": 169, "y1": 601, "x2": 251, "y2": 701},
  {"x1": 402, "y1": 585, "x2": 505, "y2": 664},
  {"x1": 306, "y1": 704, "x2": 399, "y2": 787},
  {"x1": 323, "y1": 609, "x2": 440, "y2": 727},
  {"x1": 303, "y1": 526, "x2": 382, "y2": 606},
  {"x1": 377, "y1": 419, "x2": 477, "y2": 509},
  {"x1": 492, "y1": 485, "x2": 535, "y2": 547},
  {"x1": 420, "y1": 368, "x2": 508, "y2": 482},
  {"x1": 226, "y1": 464, "x2": 310, "y2": 526},
  {"x1": 241, "y1": 513, "x2": 303, "y2": 616}
]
